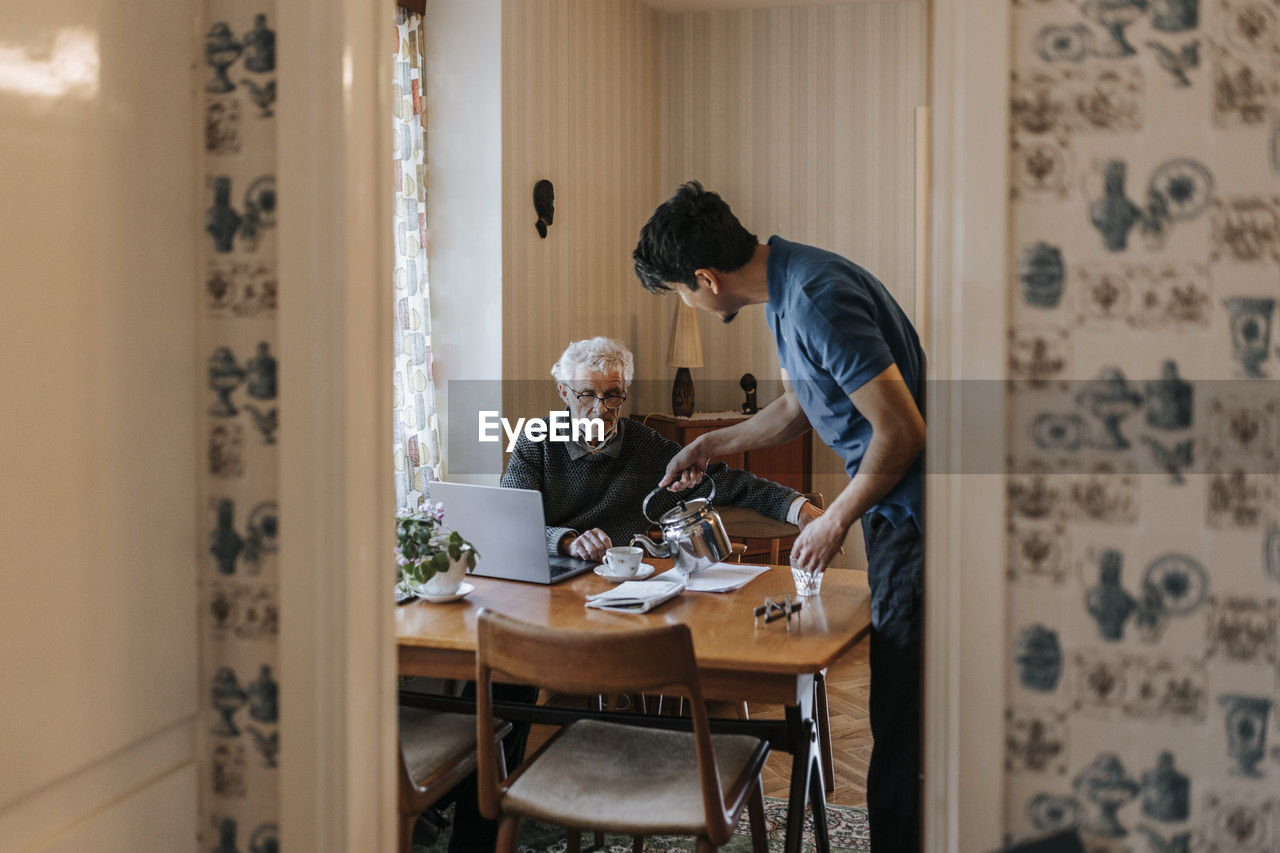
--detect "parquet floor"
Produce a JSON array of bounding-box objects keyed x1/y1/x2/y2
[
  {"x1": 752, "y1": 638, "x2": 870, "y2": 807},
  {"x1": 525, "y1": 638, "x2": 871, "y2": 807}
]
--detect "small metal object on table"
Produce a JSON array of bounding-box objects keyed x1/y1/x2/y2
[{"x1": 754, "y1": 595, "x2": 803, "y2": 628}]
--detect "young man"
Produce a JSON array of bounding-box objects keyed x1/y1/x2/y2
[{"x1": 633, "y1": 182, "x2": 926, "y2": 852}]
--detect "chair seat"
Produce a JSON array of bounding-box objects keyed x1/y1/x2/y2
[
  {"x1": 503, "y1": 719, "x2": 766, "y2": 835},
  {"x1": 399, "y1": 706, "x2": 483, "y2": 783},
  {"x1": 717, "y1": 505, "x2": 798, "y2": 539}
]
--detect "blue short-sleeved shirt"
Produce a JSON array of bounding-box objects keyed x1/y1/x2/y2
[{"x1": 764, "y1": 236, "x2": 925, "y2": 528}]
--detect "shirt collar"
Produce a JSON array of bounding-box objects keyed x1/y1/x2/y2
[
  {"x1": 766, "y1": 235, "x2": 790, "y2": 318},
  {"x1": 563, "y1": 416, "x2": 625, "y2": 460}
]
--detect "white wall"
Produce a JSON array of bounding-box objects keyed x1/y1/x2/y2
[
  {"x1": 0, "y1": 1, "x2": 199, "y2": 849},
  {"x1": 425, "y1": 0, "x2": 504, "y2": 484}
]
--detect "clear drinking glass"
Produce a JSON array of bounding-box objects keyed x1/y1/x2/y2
[{"x1": 790, "y1": 562, "x2": 825, "y2": 596}]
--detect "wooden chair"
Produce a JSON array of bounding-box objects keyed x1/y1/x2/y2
[
  {"x1": 722, "y1": 492, "x2": 837, "y2": 796},
  {"x1": 475, "y1": 609, "x2": 771, "y2": 853},
  {"x1": 398, "y1": 704, "x2": 513, "y2": 853},
  {"x1": 720, "y1": 491, "x2": 825, "y2": 565}
]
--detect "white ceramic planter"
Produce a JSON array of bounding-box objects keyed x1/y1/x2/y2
[{"x1": 420, "y1": 555, "x2": 467, "y2": 596}]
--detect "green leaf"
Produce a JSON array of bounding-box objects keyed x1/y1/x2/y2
[{"x1": 429, "y1": 552, "x2": 450, "y2": 576}]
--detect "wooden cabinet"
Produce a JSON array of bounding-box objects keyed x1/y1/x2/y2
[{"x1": 633, "y1": 412, "x2": 813, "y2": 563}]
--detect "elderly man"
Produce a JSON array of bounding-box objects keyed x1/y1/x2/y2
[{"x1": 501, "y1": 336, "x2": 823, "y2": 559}]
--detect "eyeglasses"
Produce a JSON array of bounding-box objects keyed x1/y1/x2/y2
[{"x1": 571, "y1": 388, "x2": 627, "y2": 410}]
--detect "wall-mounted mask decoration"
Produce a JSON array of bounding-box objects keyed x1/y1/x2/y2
[{"x1": 533, "y1": 179, "x2": 554, "y2": 238}]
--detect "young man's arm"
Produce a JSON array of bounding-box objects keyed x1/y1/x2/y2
[
  {"x1": 660, "y1": 372, "x2": 811, "y2": 490},
  {"x1": 788, "y1": 363, "x2": 925, "y2": 573}
]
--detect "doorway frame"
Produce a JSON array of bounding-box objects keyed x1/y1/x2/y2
[
  {"x1": 923, "y1": 0, "x2": 1011, "y2": 848},
  {"x1": 273, "y1": 0, "x2": 1012, "y2": 847},
  {"x1": 277, "y1": 0, "x2": 398, "y2": 849}
]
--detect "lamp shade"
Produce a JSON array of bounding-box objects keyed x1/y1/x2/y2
[{"x1": 666, "y1": 301, "x2": 704, "y2": 368}]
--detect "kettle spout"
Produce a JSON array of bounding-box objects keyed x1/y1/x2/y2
[{"x1": 629, "y1": 534, "x2": 669, "y2": 558}]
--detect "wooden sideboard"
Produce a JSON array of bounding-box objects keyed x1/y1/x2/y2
[{"x1": 633, "y1": 412, "x2": 813, "y2": 563}]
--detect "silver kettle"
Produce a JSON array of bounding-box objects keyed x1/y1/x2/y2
[{"x1": 630, "y1": 479, "x2": 731, "y2": 578}]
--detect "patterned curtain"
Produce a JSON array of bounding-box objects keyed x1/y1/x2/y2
[{"x1": 393, "y1": 8, "x2": 443, "y2": 508}]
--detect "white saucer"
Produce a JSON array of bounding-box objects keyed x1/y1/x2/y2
[
  {"x1": 415, "y1": 581, "x2": 475, "y2": 603},
  {"x1": 594, "y1": 563, "x2": 656, "y2": 582}
]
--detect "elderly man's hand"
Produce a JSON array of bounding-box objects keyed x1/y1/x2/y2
[
  {"x1": 568, "y1": 528, "x2": 612, "y2": 562},
  {"x1": 796, "y1": 500, "x2": 825, "y2": 529}
]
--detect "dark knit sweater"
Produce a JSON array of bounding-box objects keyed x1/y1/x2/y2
[{"x1": 500, "y1": 418, "x2": 800, "y2": 554}]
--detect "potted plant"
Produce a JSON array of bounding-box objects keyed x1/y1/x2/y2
[{"x1": 395, "y1": 498, "x2": 479, "y2": 598}]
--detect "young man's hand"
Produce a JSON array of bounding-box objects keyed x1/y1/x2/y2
[
  {"x1": 789, "y1": 512, "x2": 849, "y2": 574},
  {"x1": 661, "y1": 435, "x2": 715, "y2": 491}
]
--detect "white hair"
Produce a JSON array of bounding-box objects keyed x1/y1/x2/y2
[{"x1": 550, "y1": 337, "x2": 635, "y2": 385}]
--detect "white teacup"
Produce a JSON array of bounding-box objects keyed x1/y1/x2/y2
[{"x1": 602, "y1": 546, "x2": 643, "y2": 577}]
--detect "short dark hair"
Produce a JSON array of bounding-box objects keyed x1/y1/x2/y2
[{"x1": 633, "y1": 181, "x2": 758, "y2": 294}]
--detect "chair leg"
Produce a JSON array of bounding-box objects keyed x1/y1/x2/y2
[
  {"x1": 631, "y1": 835, "x2": 645, "y2": 853},
  {"x1": 399, "y1": 813, "x2": 417, "y2": 853},
  {"x1": 747, "y1": 776, "x2": 768, "y2": 853},
  {"x1": 567, "y1": 828, "x2": 582, "y2": 853},
  {"x1": 695, "y1": 836, "x2": 715, "y2": 853},
  {"x1": 815, "y1": 670, "x2": 835, "y2": 796},
  {"x1": 594, "y1": 831, "x2": 606, "y2": 848},
  {"x1": 496, "y1": 815, "x2": 522, "y2": 853}
]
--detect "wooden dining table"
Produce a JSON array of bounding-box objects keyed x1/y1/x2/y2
[{"x1": 396, "y1": 560, "x2": 872, "y2": 853}]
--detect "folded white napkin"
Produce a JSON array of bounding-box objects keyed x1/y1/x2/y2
[
  {"x1": 584, "y1": 578, "x2": 686, "y2": 613},
  {"x1": 682, "y1": 563, "x2": 769, "y2": 593}
]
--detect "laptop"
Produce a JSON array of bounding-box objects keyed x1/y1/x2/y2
[{"x1": 426, "y1": 482, "x2": 598, "y2": 584}]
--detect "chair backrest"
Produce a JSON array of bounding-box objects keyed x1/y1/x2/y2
[{"x1": 474, "y1": 608, "x2": 733, "y2": 840}]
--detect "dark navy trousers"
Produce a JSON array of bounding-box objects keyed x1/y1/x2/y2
[{"x1": 861, "y1": 512, "x2": 924, "y2": 853}]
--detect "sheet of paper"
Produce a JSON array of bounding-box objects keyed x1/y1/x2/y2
[{"x1": 682, "y1": 563, "x2": 769, "y2": 593}]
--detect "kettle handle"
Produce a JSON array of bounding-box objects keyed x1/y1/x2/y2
[{"x1": 641, "y1": 476, "x2": 717, "y2": 524}]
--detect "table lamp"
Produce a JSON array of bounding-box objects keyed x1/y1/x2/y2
[{"x1": 667, "y1": 301, "x2": 703, "y2": 417}]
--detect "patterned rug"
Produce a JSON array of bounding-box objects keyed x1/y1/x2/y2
[{"x1": 414, "y1": 797, "x2": 869, "y2": 852}]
